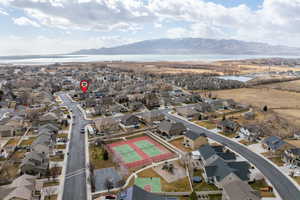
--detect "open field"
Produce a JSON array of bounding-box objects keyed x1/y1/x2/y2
[
  {"x1": 105, "y1": 61, "x2": 300, "y2": 75},
  {"x1": 89, "y1": 144, "x2": 115, "y2": 169},
  {"x1": 212, "y1": 88, "x2": 300, "y2": 130},
  {"x1": 257, "y1": 79, "x2": 300, "y2": 92}
]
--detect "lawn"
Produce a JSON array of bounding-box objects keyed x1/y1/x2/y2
[
  {"x1": 57, "y1": 133, "x2": 68, "y2": 139},
  {"x1": 195, "y1": 121, "x2": 216, "y2": 129},
  {"x1": 89, "y1": 144, "x2": 115, "y2": 169},
  {"x1": 19, "y1": 137, "x2": 36, "y2": 146},
  {"x1": 261, "y1": 152, "x2": 284, "y2": 166},
  {"x1": 193, "y1": 170, "x2": 219, "y2": 191},
  {"x1": 55, "y1": 144, "x2": 66, "y2": 149},
  {"x1": 249, "y1": 179, "x2": 275, "y2": 198},
  {"x1": 170, "y1": 138, "x2": 192, "y2": 152},
  {"x1": 44, "y1": 195, "x2": 58, "y2": 200},
  {"x1": 50, "y1": 155, "x2": 64, "y2": 162},
  {"x1": 0, "y1": 163, "x2": 20, "y2": 180},
  {"x1": 6, "y1": 138, "x2": 19, "y2": 147},
  {"x1": 137, "y1": 168, "x2": 191, "y2": 192},
  {"x1": 43, "y1": 181, "x2": 59, "y2": 187},
  {"x1": 292, "y1": 176, "x2": 300, "y2": 185},
  {"x1": 218, "y1": 131, "x2": 236, "y2": 138},
  {"x1": 208, "y1": 194, "x2": 222, "y2": 200},
  {"x1": 11, "y1": 149, "x2": 27, "y2": 161}
]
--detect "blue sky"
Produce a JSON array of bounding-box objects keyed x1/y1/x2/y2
[{"x1": 0, "y1": 0, "x2": 299, "y2": 55}]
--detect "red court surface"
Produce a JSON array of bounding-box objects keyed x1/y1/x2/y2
[{"x1": 107, "y1": 136, "x2": 174, "y2": 168}]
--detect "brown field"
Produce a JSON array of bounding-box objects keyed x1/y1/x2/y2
[
  {"x1": 211, "y1": 88, "x2": 300, "y2": 130},
  {"x1": 257, "y1": 80, "x2": 300, "y2": 92}
]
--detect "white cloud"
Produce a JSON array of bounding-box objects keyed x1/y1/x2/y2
[
  {"x1": 3, "y1": 0, "x2": 153, "y2": 32},
  {"x1": 0, "y1": 35, "x2": 137, "y2": 56},
  {"x1": 13, "y1": 17, "x2": 40, "y2": 27},
  {"x1": 0, "y1": 8, "x2": 8, "y2": 15}
]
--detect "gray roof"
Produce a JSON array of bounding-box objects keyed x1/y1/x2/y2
[
  {"x1": 185, "y1": 130, "x2": 205, "y2": 140},
  {"x1": 198, "y1": 144, "x2": 217, "y2": 160},
  {"x1": 223, "y1": 179, "x2": 260, "y2": 200},
  {"x1": 262, "y1": 136, "x2": 286, "y2": 151},
  {"x1": 158, "y1": 120, "x2": 186, "y2": 133}
]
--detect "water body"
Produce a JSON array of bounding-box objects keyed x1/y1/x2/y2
[
  {"x1": 217, "y1": 75, "x2": 254, "y2": 82},
  {"x1": 0, "y1": 54, "x2": 299, "y2": 65}
]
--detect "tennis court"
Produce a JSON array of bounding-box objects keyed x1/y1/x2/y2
[
  {"x1": 107, "y1": 136, "x2": 175, "y2": 168},
  {"x1": 113, "y1": 144, "x2": 141, "y2": 163},
  {"x1": 135, "y1": 177, "x2": 161, "y2": 192},
  {"x1": 134, "y1": 140, "x2": 162, "y2": 157}
]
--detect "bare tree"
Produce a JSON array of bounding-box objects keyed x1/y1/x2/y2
[{"x1": 104, "y1": 177, "x2": 114, "y2": 192}]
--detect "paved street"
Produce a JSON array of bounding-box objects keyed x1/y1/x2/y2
[
  {"x1": 164, "y1": 112, "x2": 300, "y2": 200},
  {"x1": 59, "y1": 93, "x2": 91, "y2": 200}
]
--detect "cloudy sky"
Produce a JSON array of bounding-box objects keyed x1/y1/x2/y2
[{"x1": 0, "y1": 0, "x2": 299, "y2": 55}]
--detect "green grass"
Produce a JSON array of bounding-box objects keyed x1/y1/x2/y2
[
  {"x1": 113, "y1": 144, "x2": 141, "y2": 163},
  {"x1": 249, "y1": 179, "x2": 275, "y2": 198},
  {"x1": 135, "y1": 177, "x2": 161, "y2": 192},
  {"x1": 134, "y1": 140, "x2": 162, "y2": 157},
  {"x1": 208, "y1": 194, "x2": 222, "y2": 200}
]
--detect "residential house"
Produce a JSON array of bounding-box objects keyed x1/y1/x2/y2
[
  {"x1": 157, "y1": 120, "x2": 186, "y2": 137},
  {"x1": 140, "y1": 111, "x2": 165, "y2": 124},
  {"x1": 222, "y1": 179, "x2": 261, "y2": 200},
  {"x1": 183, "y1": 130, "x2": 208, "y2": 150},
  {"x1": 194, "y1": 102, "x2": 214, "y2": 113},
  {"x1": 196, "y1": 144, "x2": 249, "y2": 188},
  {"x1": 262, "y1": 136, "x2": 290, "y2": 153},
  {"x1": 143, "y1": 93, "x2": 160, "y2": 110},
  {"x1": 175, "y1": 107, "x2": 200, "y2": 119},
  {"x1": 120, "y1": 115, "x2": 140, "y2": 128},
  {"x1": 39, "y1": 112, "x2": 59, "y2": 126},
  {"x1": 238, "y1": 125, "x2": 261, "y2": 142},
  {"x1": 282, "y1": 148, "x2": 300, "y2": 167},
  {"x1": 217, "y1": 119, "x2": 239, "y2": 133},
  {"x1": 95, "y1": 118, "x2": 120, "y2": 133},
  {"x1": 21, "y1": 151, "x2": 49, "y2": 176},
  {"x1": 0, "y1": 174, "x2": 37, "y2": 200}
]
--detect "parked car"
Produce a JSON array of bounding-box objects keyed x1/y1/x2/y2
[{"x1": 80, "y1": 128, "x2": 85, "y2": 134}]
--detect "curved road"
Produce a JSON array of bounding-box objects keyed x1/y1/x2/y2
[
  {"x1": 164, "y1": 112, "x2": 300, "y2": 200},
  {"x1": 60, "y1": 93, "x2": 91, "y2": 200}
]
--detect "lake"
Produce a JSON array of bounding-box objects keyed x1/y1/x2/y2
[
  {"x1": 217, "y1": 75, "x2": 254, "y2": 82},
  {"x1": 0, "y1": 54, "x2": 299, "y2": 65}
]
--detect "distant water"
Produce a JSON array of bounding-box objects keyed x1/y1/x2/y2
[
  {"x1": 0, "y1": 54, "x2": 299, "y2": 65},
  {"x1": 217, "y1": 75, "x2": 254, "y2": 82}
]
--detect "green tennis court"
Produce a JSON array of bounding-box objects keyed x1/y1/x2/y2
[
  {"x1": 135, "y1": 177, "x2": 161, "y2": 192},
  {"x1": 134, "y1": 140, "x2": 162, "y2": 157},
  {"x1": 113, "y1": 144, "x2": 141, "y2": 163}
]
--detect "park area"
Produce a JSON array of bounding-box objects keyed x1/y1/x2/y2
[{"x1": 107, "y1": 136, "x2": 174, "y2": 169}]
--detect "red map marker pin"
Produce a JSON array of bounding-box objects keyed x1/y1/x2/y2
[{"x1": 80, "y1": 80, "x2": 89, "y2": 93}]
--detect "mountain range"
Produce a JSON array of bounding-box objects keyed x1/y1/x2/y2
[{"x1": 72, "y1": 38, "x2": 300, "y2": 55}]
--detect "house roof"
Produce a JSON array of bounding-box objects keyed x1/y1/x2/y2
[
  {"x1": 198, "y1": 144, "x2": 216, "y2": 160},
  {"x1": 262, "y1": 136, "x2": 286, "y2": 151},
  {"x1": 223, "y1": 179, "x2": 260, "y2": 200},
  {"x1": 288, "y1": 148, "x2": 300, "y2": 156},
  {"x1": 158, "y1": 120, "x2": 186, "y2": 133},
  {"x1": 185, "y1": 130, "x2": 205, "y2": 141}
]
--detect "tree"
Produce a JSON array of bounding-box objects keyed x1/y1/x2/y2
[
  {"x1": 189, "y1": 191, "x2": 198, "y2": 200},
  {"x1": 103, "y1": 149, "x2": 109, "y2": 160},
  {"x1": 263, "y1": 105, "x2": 268, "y2": 112},
  {"x1": 104, "y1": 177, "x2": 114, "y2": 192}
]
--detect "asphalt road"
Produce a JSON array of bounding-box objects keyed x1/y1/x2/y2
[
  {"x1": 164, "y1": 112, "x2": 300, "y2": 200},
  {"x1": 59, "y1": 93, "x2": 91, "y2": 200}
]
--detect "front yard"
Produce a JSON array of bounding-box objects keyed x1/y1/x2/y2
[
  {"x1": 19, "y1": 137, "x2": 37, "y2": 147},
  {"x1": 50, "y1": 155, "x2": 64, "y2": 162},
  {"x1": 261, "y1": 152, "x2": 285, "y2": 167},
  {"x1": 249, "y1": 179, "x2": 275, "y2": 198},
  {"x1": 194, "y1": 121, "x2": 216, "y2": 130},
  {"x1": 170, "y1": 138, "x2": 192, "y2": 152}
]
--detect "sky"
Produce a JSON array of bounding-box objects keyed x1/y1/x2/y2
[{"x1": 0, "y1": 0, "x2": 299, "y2": 56}]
